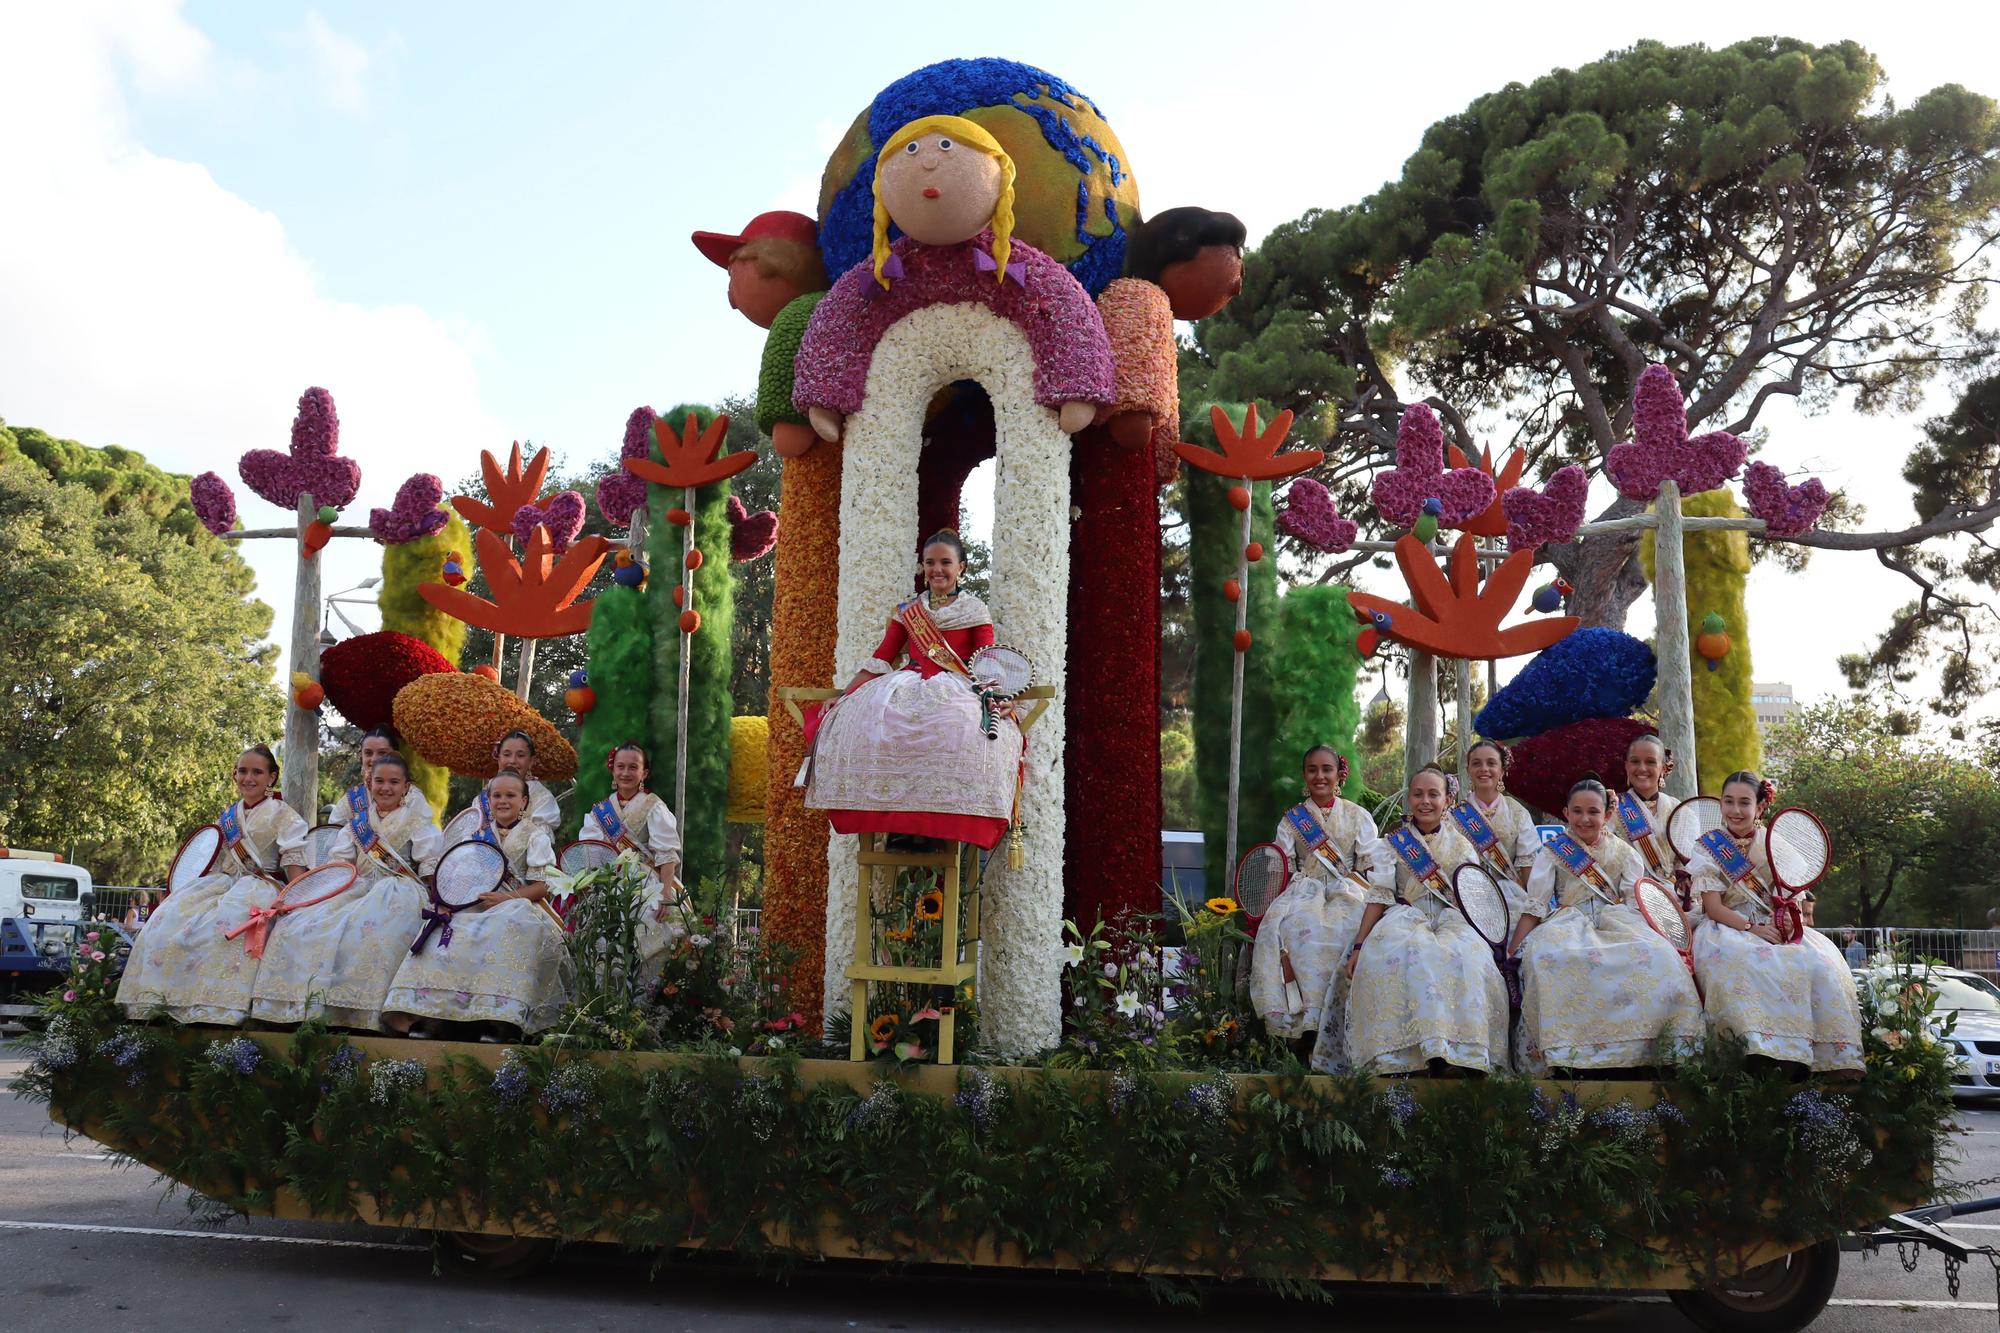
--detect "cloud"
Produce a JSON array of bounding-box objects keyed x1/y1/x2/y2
[
  {"x1": 0, "y1": 3, "x2": 504, "y2": 679},
  {"x1": 300, "y1": 9, "x2": 373, "y2": 114}
]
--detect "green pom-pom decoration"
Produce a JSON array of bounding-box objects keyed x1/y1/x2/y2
[
  {"x1": 316, "y1": 504, "x2": 339, "y2": 523},
  {"x1": 1700, "y1": 610, "x2": 1726, "y2": 635},
  {"x1": 756, "y1": 291, "x2": 826, "y2": 434}
]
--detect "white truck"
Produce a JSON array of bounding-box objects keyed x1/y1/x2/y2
[{"x1": 0, "y1": 847, "x2": 102, "y2": 1023}]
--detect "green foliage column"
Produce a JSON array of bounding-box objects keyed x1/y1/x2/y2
[
  {"x1": 1273, "y1": 584, "x2": 1365, "y2": 802},
  {"x1": 649, "y1": 404, "x2": 733, "y2": 887},
  {"x1": 379, "y1": 508, "x2": 472, "y2": 822},
  {"x1": 1643, "y1": 489, "x2": 1760, "y2": 793},
  {"x1": 1186, "y1": 464, "x2": 1280, "y2": 895},
  {"x1": 574, "y1": 580, "x2": 654, "y2": 833}
]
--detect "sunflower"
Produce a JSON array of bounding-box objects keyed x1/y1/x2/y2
[
  {"x1": 885, "y1": 922, "x2": 916, "y2": 943},
  {"x1": 1205, "y1": 897, "x2": 1240, "y2": 916},
  {"x1": 869, "y1": 1013, "x2": 899, "y2": 1044},
  {"x1": 915, "y1": 889, "x2": 945, "y2": 921}
]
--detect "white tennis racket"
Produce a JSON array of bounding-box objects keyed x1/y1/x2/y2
[{"x1": 167, "y1": 825, "x2": 223, "y2": 891}]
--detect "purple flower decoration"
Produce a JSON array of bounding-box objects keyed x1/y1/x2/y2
[
  {"x1": 190, "y1": 471, "x2": 237, "y2": 535},
  {"x1": 596, "y1": 406, "x2": 654, "y2": 529},
  {"x1": 511, "y1": 490, "x2": 586, "y2": 552},
  {"x1": 238, "y1": 386, "x2": 363, "y2": 510},
  {"x1": 369, "y1": 474, "x2": 449, "y2": 544},
  {"x1": 1501, "y1": 464, "x2": 1589, "y2": 552},
  {"x1": 1277, "y1": 477, "x2": 1358, "y2": 553},
  {"x1": 1603, "y1": 365, "x2": 1746, "y2": 501},
  {"x1": 1369, "y1": 404, "x2": 1496, "y2": 529},
  {"x1": 1742, "y1": 460, "x2": 1830, "y2": 538},
  {"x1": 728, "y1": 493, "x2": 778, "y2": 562}
]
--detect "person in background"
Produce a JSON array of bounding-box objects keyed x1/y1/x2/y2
[
  {"x1": 492, "y1": 730, "x2": 562, "y2": 834},
  {"x1": 1842, "y1": 930, "x2": 1867, "y2": 967},
  {"x1": 122, "y1": 890, "x2": 153, "y2": 932},
  {"x1": 328, "y1": 726, "x2": 430, "y2": 824}
]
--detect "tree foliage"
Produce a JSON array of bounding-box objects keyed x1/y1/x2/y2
[
  {"x1": 1193, "y1": 37, "x2": 2000, "y2": 654},
  {"x1": 0, "y1": 424, "x2": 282, "y2": 882},
  {"x1": 1765, "y1": 700, "x2": 2000, "y2": 927}
]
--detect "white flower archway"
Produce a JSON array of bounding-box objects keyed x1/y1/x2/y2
[{"x1": 822, "y1": 301, "x2": 1071, "y2": 1057}]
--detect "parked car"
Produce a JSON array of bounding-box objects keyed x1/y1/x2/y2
[{"x1": 1858, "y1": 964, "x2": 2000, "y2": 1098}]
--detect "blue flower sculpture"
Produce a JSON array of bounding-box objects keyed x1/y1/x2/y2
[{"x1": 1475, "y1": 627, "x2": 1657, "y2": 740}]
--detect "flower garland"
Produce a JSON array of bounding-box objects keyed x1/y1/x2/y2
[
  {"x1": 827, "y1": 302, "x2": 1071, "y2": 1056},
  {"x1": 762, "y1": 442, "x2": 843, "y2": 1029},
  {"x1": 1475, "y1": 628, "x2": 1657, "y2": 741}
]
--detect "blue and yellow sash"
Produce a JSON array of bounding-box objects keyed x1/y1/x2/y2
[
  {"x1": 347, "y1": 803, "x2": 378, "y2": 853},
  {"x1": 1450, "y1": 801, "x2": 1516, "y2": 882},
  {"x1": 1546, "y1": 831, "x2": 1615, "y2": 908},
  {"x1": 1284, "y1": 802, "x2": 1330, "y2": 853},
  {"x1": 1387, "y1": 826, "x2": 1451, "y2": 903},
  {"x1": 1616, "y1": 791, "x2": 1668, "y2": 873},
  {"x1": 346, "y1": 785, "x2": 368, "y2": 818}
]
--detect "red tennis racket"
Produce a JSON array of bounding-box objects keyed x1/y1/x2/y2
[
  {"x1": 1452, "y1": 863, "x2": 1520, "y2": 1011},
  {"x1": 1236, "y1": 842, "x2": 1301, "y2": 1014},
  {"x1": 1765, "y1": 808, "x2": 1831, "y2": 944},
  {"x1": 167, "y1": 825, "x2": 222, "y2": 891},
  {"x1": 1634, "y1": 875, "x2": 1701, "y2": 1001}
]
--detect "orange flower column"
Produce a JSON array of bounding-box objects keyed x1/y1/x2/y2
[{"x1": 762, "y1": 443, "x2": 842, "y2": 1030}]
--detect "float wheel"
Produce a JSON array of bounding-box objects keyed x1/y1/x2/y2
[
  {"x1": 1667, "y1": 1239, "x2": 1839, "y2": 1332},
  {"x1": 439, "y1": 1230, "x2": 555, "y2": 1279}
]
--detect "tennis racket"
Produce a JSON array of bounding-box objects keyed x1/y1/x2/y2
[
  {"x1": 1765, "y1": 808, "x2": 1831, "y2": 944},
  {"x1": 223, "y1": 860, "x2": 358, "y2": 957},
  {"x1": 968, "y1": 644, "x2": 1036, "y2": 741},
  {"x1": 1452, "y1": 863, "x2": 1520, "y2": 1011},
  {"x1": 554, "y1": 837, "x2": 621, "y2": 927},
  {"x1": 1235, "y1": 841, "x2": 1302, "y2": 1013},
  {"x1": 1665, "y1": 796, "x2": 1725, "y2": 863},
  {"x1": 440, "y1": 804, "x2": 486, "y2": 846},
  {"x1": 305, "y1": 823, "x2": 344, "y2": 867},
  {"x1": 412, "y1": 840, "x2": 508, "y2": 953},
  {"x1": 167, "y1": 825, "x2": 223, "y2": 891},
  {"x1": 1634, "y1": 874, "x2": 1701, "y2": 1001}
]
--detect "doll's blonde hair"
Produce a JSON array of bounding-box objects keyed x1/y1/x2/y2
[{"x1": 872, "y1": 114, "x2": 1016, "y2": 290}]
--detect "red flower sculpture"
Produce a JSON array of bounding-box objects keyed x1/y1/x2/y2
[
  {"x1": 1347, "y1": 532, "x2": 1579, "y2": 661},
  {"x1": 319, "y1": 631, "x2": 456, "y2": 731}
]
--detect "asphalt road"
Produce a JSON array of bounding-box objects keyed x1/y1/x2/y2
[{"x1": 4, "y1": 1051, "x2": 1998, "y2": 1332}]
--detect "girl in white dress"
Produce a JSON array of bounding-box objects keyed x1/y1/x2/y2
[
  {"x1": 1250, "y1": 746, "x2": 1382, "y2": 1058},
  {"x1": 1450, "y1": 740, "x2": 1540, "y2": 915},
  {"x1": 325, "y1": 727, "x2": 431, "y2": 826},
  {"x1": 1338, "y1": 765, "x2": 1511, "y2": 1075},
  {"x1": 383, "y1": 771, "x2": 570, "y2": 1038},
  {"x1": 493, "y1": 729, "x2": 562, "y2": 834},
  {"x1": 117, "y1": 746, "x2": 308, "y2": 1024},
  {"x1": 253, "y1": 753, "x2": 441, "y2": 1029},
  {"x1": 1610, "y1": 733, "x2": 1687, "y2": 915},
  {"x1": 1687, "y1": 771, "x2": 1862, "y2": 1073},
  {"x1": 577, "y1": 742, "x2": 683, "y2": 981},
  {"x1": 1509, "y1": 776, "x2": 1704, "y2": 1074}
]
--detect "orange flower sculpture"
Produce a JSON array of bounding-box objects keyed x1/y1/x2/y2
[
  {"x1": 623, "y1": 411, "x2": 759, "y2": 490},
  {"x1": 419, "y1": 523, "x2": 609, "y2": 638},
  {"x1": 1449, "y1": 444, "x2": 1526, "y2": 539},
  {"x1": 1173, "y1": 403, "x2": 1322, "y2": 480},
  {"x1": 452, "y1": 442, "x2": 553, "y2": 537},
  {"x1": 1348, "y1": 532, "x2": 1580, "y2": 661}
]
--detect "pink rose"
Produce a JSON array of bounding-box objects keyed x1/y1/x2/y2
[{"x1": 63, "y1": 990, "x2": 76, "y2": 1002}]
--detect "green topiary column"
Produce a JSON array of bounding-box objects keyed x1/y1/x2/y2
[
  {"x1": 1273, "y1": 584, "x2": 1365, "y2": 803},
  {"x1": 1642, "y1": 488, "x2": 1761, "y2": 793},
  {"x1": 573, "y1": 579, "x2": 654, "y2": 836},
  {"x1": 379, "y1": 507, "x2": 472, "y2": 823},
  {"x1": 1186, "y1": 447, "x2": 1281, "y2": 897},
  {"x1": 648, "y1": 403, "x2": 734, "y2": 888}
]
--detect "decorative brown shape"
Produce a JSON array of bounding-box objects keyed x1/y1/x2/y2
[
  {"x1": 418, "y1": 524, "x2": 608, "y2": 638},
  {"x1": 1449, "y1": 444, "x2": 1526, "y2": 538},
  {"x1": 1347, "y1": 532, "x2": 1579, "y2": 661},
  {"x1": 623, "y1": 412, "x2": 758, "y2": 490},
  {"x1": 452, "y1": 442, "x2": 552, "y2": 537},
  {"x1": 1174, "y1": 404, "x2": 1322, "y2": 481}
]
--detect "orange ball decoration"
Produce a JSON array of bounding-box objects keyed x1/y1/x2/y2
[
  {"x1": 684, "y1": 548, "x2": 704, "y2": 571},
  {"x1": 672, "y1": 585, "x2": 685, "y2": 607},
  {"x1": 564, "y1": 685, "x2": 597, "y2": 713},
  {"x1": 1226, "y1": 485, "x2": 1250, "y2": 511},
  {"x1": 471, "y1": 664, "x2": 501, "y2": 682},
  {"x1": 1245, "y1": 541, "x2": 1264, "y2": 563},
  {"x1": 667, "y1": 508, "x2": 691, "y2": 526},
  {"x1": 1232, "y1": 629, "x2": 1252, "y2": 652},
  {"x1": 1223, "y1": 578, "x2": 1240, "y2": 603},
  {"x1": 679, "y1": 609, "x2": 702, "y2": 634},
  {"x1": 293, "y1": 682, "x2": 325, "y2": 709}
]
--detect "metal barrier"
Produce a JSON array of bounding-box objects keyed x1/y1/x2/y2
[{"x1": 1815, "y1": 926, "x2": 2000, "y2": 983}]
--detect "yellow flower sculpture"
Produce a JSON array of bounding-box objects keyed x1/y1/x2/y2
[{"x1": 392, "y1": 671, "x2": 579, "y2": 779}]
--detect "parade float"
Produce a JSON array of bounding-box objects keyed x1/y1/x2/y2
[{"x1": 21, "y1": 56, "x2": 1966, "y2": 1330}]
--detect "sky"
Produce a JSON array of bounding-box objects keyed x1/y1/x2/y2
[{"x1": 2, "y1": 1, "x2": 1997, "y2": 725}]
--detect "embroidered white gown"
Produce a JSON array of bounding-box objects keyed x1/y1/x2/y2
[
  {"x1": 1688, "y1": 830, "x2": 1863, "y2": 1071},
  {"x1": 383, "y1": 819, "x2": 571, "y2": 1033},
  {"x1": 578, "y1": 789, "x2": 683, "y2": 981},
  {"x1": 1514, "y1": 835, "x2": 1704, "y2": 1073},
  {"x1": 1337, "y1": 823, "x2": 1511, "y2": 1074},
  {"x1": 250, "y1": 803, "x2": 441, "y2": 1029},
  {"x1": 116, "y1": 797, "x2": 308, "y2": 1024},
  {"x1": 1249, "y1": 798, "x2": 1383, "y2": 1046}
]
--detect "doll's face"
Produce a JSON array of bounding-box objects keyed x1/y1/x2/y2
[
  {"x1": 726, "y1": 257, "x2": 805, "y2": 329},
  {"x1": 1156, "y1": 244, "x2": 1243, "y2": 321},
  {"x1": 369, "y1": 763, "x2": 408, "y2": 813},
  {"x1": 878, "y1": 133, "x2": 1002, "y2": 247}
]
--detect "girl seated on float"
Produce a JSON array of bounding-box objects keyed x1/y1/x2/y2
[
  {"x1": 578, "y1": 741, "x2": 683, "y2": 979},
  {"x1": 117, "y1": 745, "x2": 308, "y2": 1024},
  {"x1": 1251, "y1": 746, "x2": 1383, "y2": 1060},
  {"x1": 1452, "y1": 740, "x2": 1540, "y2": 909},
  {"x1": 492, "y1": 729, "x2": 561, "y2": 834},
  {"x1": 326, "y1": 726, "x2": 430, "y2": 825},
  {"x1": 383, "y1": 771, "x2": 570, "y2": 1039},
  {"x1": 1509, "y1": 776, "x2": 1704, "y2": 1075},
  {"x1": 1610, "y1": 732, "x2": 1688, "y2": 915},
  {"x1": 1333, "y1": 764, "x2": 1511, "y2": 1076},
  {"x1": 1687, "y1": 770, "x2": 1863, "y2": 1073},
  {"x1": 802, "y1": 530, "x2": 1021, "y2": 850},
  {"x1": 252, "y1": 752, "x2": 440, "y2": 1030}
]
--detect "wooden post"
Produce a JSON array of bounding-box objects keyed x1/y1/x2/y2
[
  {"x1": 1223, "y1": 486, "x2": 1252, "y2": 889},
  {"x1": 1653, "y1": 480, "x2": 1698, "y2": 798},
  {"x1": 512, "y1": 637, "x2": 537, "y2": 702},
  {"x1": 676, "y1": 484, "x2": 695, "y2": 831},
  {"x1": 284, "y1": 492, "x2": 321, "y2": 822},
  {"x1": 1406, "y1": 650, "x2": 1438, "y2": 784},
  {"x1": 1455, "y1": 658, "x2": 1474, "y2": 764}
]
